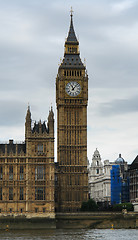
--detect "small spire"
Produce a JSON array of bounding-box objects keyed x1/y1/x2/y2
[
  {"x1": 66, "y1": 8, "x2": 78, "y2": 43},
  {"x1": 48, "y1": 105, "x2": 54, "y2": 121},
  {"x1": 26, "y1": 104, "x2": 31, "y2": 119}
]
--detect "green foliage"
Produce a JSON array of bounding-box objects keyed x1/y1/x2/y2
[
  {"x1": 113, "y1": 202, "x2": 134, "y2": 212},
  {"x1": 81, "y1": 201, "x2": 88, "y2": 211},
  {"x1": 81, "y1": 199, "x2": 98, "y2": 212}
]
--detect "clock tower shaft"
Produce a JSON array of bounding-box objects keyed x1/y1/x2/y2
[{"x1": 56, "y1": 11, "x2": 88, "y2": 212}]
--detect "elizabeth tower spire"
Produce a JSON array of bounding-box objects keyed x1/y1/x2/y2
[{"x1": 56, "y1": 10, "x2": 88, "y2": 212}]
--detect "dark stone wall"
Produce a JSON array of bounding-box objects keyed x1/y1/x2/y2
[
  {"x1": 0, "y1": 217, "x2": 56, "y2": 230},
  {"x1": 56, "y1": 212, "x2": 138, "y2": 229},
  {"x1": 0, "y1": 213, "x2": 137, "y2": 230}
]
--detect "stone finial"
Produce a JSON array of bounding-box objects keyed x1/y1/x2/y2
[{"x1": 26, "y1": 105, "x2": 31, "y2": 120}]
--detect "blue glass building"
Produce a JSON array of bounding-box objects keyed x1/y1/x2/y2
[
  {"x1": 111, "y1": 154, "x2": 130, "y2": 205},
  {"x1": 111, "y1": 165, "x2": 122, "y2": 205}
]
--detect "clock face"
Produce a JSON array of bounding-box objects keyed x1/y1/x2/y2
[{"x1": 65, "y1": 81, "x2": 81, "y2": 97}]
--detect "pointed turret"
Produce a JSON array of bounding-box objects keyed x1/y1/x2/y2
[
  {"x1": 59, "y1": 9, "x2": 85, "y2": 70},
  {"x1": 26, "y1": 105, "x2": 31, "y2": 121},
  {"x1": 25, "y1": 105, "x2": 31, "y2": 139},
  {"x1": 48, "y1": 106, "x2": 54, "y2": 136},
  {"x1": 66, "y1": 9, "x2": 78, "y2": 43},
  {"x1": 48, "y1": 106, "x2": 54, "y2": 121}
]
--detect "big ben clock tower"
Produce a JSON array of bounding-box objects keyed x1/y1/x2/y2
[{"x1": 56, "y1": 10, "x2": 88, "y2": 212}]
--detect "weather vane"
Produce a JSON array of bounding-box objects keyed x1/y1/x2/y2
[{"x1": 70, "y1": 7, "x2": 73, "y2": 17}]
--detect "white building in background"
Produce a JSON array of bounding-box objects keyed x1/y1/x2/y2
[
  {"x1": 88, "y1": 149, "x2": 129, "y2": 205},
  {"x1": 88, "y1": 149, "x2": 114, "y2": 204}
]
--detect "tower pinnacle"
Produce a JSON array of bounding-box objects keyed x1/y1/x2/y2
[
  {"x1": 66, "y1": 8, "x2": 78, "y2": 43},
  {"x1": 26, "y1": 105, "x2": 31, "y2": 120},
  {"x1": 59, "y1": 10, "x2": 85, "y2": 70},
  {"x1": 70, "y1": 6, "x2": 73, "y2": 17}
]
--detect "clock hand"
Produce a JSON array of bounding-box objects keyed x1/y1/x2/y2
[
  {"x1": 70, "y1": 82, "x2": 78, "y2": 91},
  {"x1": 72, "y1": 84, "x2": 78, "y2": 91},
  {"x1": 70, "y1": 84, "x2": 75, "y2": 91},
  {"x1": 70, "y1": 84, "x2": 74, "y2": 90}
]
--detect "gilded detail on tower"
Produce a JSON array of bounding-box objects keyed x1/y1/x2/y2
[{"x1": 56, "y1": 11, "x2": 88, "y2": 212}]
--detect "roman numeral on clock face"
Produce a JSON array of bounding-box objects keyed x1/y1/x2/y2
[{"x1": 65, "y1": 81, "x2": 81, "y2": 97}]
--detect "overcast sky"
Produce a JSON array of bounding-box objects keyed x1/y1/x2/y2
[{"x1": 0, "y1": 0, "x2": 138, "y2": 164}]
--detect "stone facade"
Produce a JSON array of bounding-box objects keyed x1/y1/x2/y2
[
  {"x1": 0, "y1": 11, "x2": 89, "y2": 216},
  {"x1": 0, "y1": 106, "x2": 55, "y2": 218},
  {"x1": 88, "y1": 150, "x2": 129, "y2": 205},
  {"x1": 88, "y1": 149, "x2": 113, "y2": 204},
  {"x1": 56, "y1": 12, "x2": 88, "y2": 212}
]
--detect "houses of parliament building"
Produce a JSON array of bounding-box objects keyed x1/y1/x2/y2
[{"x1": 0, "y1": 11, "x2": 88, "y2": 218}]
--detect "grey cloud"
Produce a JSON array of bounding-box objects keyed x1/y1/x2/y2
[
  {"x1": 85, "y1": 38, "x2": 138, "y2": 89},
  {"x1": 0, "y1": 0, "x2": 138, "y2": 162},
  {"x1": 0, "y1": 43, "x2": 58, "y2": 93},
  {"x1": 0, "y1": 101, "x2": 26, "y2": 126},
  {"x1": 98, "y1": 95, "x2": 138, "y2": 116}
]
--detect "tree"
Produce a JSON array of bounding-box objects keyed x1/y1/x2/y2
[
  {"x1": 113, "y1": 203, "x2": 134, "y2": 211},
  {"x1": 81, "y1": 199, "x2": 98, "y2": 211}
]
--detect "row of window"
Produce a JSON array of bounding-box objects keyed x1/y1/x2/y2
[
  {"x1": 0, "y1": 187, "x2": 46, "y2": 201},
  {"x1": 67, "y1": 47, "x2": 77, "y2": 53},
  {"x1": 60, "y1": 150, "x2": 81, "y2": 166},
  {"x1": 66, "y1": 109, "x2": 80, "y2": 125},
  {"x1": 0, "y1": 187, "x2": 24, "y2": 200},
  {"x1": 65, "y1": 191, "x2": 81, "y2": 201},
  {"x1": 65, "y1": 175, "x2": 80, "y2": 186},
  {"x1": 58, "y1": 166, "x2": 84, "y2": 173},
  {"x1": 64, "y1": 99, "x2": 83, "y2": 104},
  {"x1": 0, "y1": 143, "x2": 44, "y2": 157},
  {"x1": 64, "y1": 70, "x2": 82, "y2": 77},
  {"x1": 0, "y1": 208, "x2": 46, "y2": 213},
  {"x1": 0, "y1": 166, "x2": 45, "y2": 181}
]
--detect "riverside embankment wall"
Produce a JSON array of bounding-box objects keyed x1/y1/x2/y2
[
  {"x1": 56, "y1": 212, "x2": 138, "y2": 229},
  {"x1": 0, "y1": 212, "x2": 137, "y2": 229}
]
